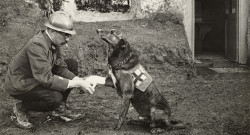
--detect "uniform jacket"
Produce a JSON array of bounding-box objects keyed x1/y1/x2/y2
[{"x1": 3, "y1": 30, "x2": 76, "y2": 95}]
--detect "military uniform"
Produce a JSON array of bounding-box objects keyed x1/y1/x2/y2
[{"x1": 3, "y1": 30, "x2": 77, "y2": 111}]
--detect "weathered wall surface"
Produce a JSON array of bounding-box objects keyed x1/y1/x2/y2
[
  {"x1": 183, "y1": 0, "x2": 193, "y2": 50},
  {"x1": 140, "y1": 0, "x2": 166, "y2": 13},
  {"x1": 139, "y1": 0, "x2": 185, "y2": 15}
]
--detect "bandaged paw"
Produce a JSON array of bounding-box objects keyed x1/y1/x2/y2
[{"x1": 84, "y1": 75, "x2": 106, "y2": 85}]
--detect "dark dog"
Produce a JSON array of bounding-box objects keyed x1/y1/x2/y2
[{"x1": 97, "y1": 29, "x2": 187, "y2": 134}]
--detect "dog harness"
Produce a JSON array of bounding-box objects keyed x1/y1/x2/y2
[{"x1": 109, "y1": 64, "x2": 152, "y2": 92}]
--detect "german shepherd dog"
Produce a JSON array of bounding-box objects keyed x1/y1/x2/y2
[{"x1": 97, "y1": 29, "x2": 187, "y2": 134}]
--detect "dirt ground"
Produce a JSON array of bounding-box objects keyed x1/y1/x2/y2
[{"x1": 0, "y1": 0, "x2": 250, "y2": 135}]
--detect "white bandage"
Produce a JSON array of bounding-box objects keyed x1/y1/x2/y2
[{"x1": 85, "y1": 75, "x2": 106, "y2": 85}]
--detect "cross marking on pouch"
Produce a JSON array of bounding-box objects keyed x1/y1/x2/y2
[{"x1": 132, "y1": 69, "x2": 147, "y2": 86}]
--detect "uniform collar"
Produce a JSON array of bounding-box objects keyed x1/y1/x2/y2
[{"x1": 42, "y1": 30, "x2": 56, "y2": 50}]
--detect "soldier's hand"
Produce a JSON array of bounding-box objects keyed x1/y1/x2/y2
[{"x1": 77, "y1": 80, "x2": 95, "y2": 94}]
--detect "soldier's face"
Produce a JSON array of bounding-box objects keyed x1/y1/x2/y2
[{"x1": 51, "y1": 30, "x2": 71, "y2": 47}]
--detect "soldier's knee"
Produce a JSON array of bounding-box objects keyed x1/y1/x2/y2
[{"x1": 46, "y1": 91, "x2": 63, "y2": 110}]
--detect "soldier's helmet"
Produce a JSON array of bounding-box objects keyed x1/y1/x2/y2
[{"x1": 44, "y1": 11, "x2": 76, "y2": 35}]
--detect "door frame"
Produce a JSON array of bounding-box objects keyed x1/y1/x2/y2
[{"x1": 238, "y1": 0, "x2": 248, "y2": 64}]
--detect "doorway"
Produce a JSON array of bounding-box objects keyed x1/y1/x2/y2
[
  {"x1": 194, "y1": 0, "x2": 248, "y2": 64},
  {"x1": 195, "y1": 0, "x2": 226, "y2": 57}
]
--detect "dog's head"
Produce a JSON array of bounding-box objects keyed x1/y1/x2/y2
[{"x1": 97, "y1": 29, "x2": 130, "y2": 52}]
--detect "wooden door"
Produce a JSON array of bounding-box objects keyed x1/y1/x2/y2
[
  {"x1": 225, "y1": 0, "x2": 248, "y2": 64},
  {"x1": 225, "y1": 0, "x2": 237, "y2": 62}
]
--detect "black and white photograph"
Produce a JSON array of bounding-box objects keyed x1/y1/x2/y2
[{"x1": 0, "y1": 0, "x2": 249, "y2": 134}]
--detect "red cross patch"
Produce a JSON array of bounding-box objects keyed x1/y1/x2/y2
[
  {"x1": 130, "y1": 64, "x2": 152, "y2": 92},
  {"x1": 132, "y1": 68, "x2": 147, "y2": 87}
]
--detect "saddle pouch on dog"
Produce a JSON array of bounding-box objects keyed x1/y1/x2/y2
[{"x1": 129, "y1": 64, "x2": 152, "y2": 92}]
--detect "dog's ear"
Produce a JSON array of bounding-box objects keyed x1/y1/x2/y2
[
  {"x1": 96, "y1": 29, "x2": 105, "y2": 39},
  {"x1": 96, "y1": 29, "x2": 102, "y2": 35},
  {"x1": 116, "y1": 32, "x2": 123, "y2": 40},
  {"x1": 110, "y1": 29, "x2": 116, "y2": 34}
]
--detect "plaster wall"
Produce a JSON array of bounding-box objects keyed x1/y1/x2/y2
[
  {"x1": 247, "y1": 0, "x2": 250, "y2": 65},
  {"x1": 183, "y1": 0, "x2": 193, "y2": 50},
  {"x1": 140, "y1": 0, "x2": 186, "y2": 15},
  {"x1": 140, "y1": 0, "x2": 166, "y2": 12},
  {"x1": 239, "y1": 0, "x2": 248, "y2": 64}
]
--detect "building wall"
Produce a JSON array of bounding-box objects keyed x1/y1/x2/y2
[
  {"x1": 247, "y1": 0, "x2": 250, "y2": 64},
  {"x1": 183, "y1": 0, "x2": 193, "y2": 50},
  {"x1": 139, "y1": 0, "x2": 186, "y2": 15},
  {"x1": 238, "y1": 0, "x2": 248, "y2": 64}
]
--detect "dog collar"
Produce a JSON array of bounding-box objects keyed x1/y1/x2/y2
[{"x1": 111, "y1": 52, "x2": 133, "y2": 69}]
